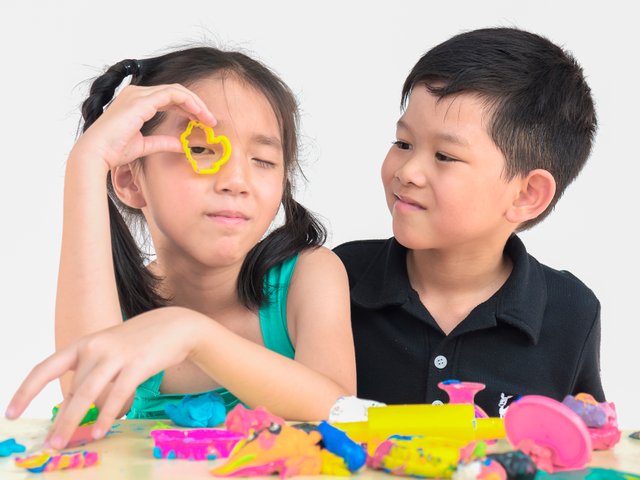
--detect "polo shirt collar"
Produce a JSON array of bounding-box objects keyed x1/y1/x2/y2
[{"x1": 350, "y1": 235, "x2": 546, "y2": 344}]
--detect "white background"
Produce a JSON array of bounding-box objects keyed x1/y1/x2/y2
[{"x1": 1, "y1": 1, "x2": 638, "y2": 427}]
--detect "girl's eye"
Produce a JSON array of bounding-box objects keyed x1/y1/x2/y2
[
  {"x1": 190, "y1": 146, "x2": 214, "y2": 155},
  {"x1": 435, "y1": 152, "x2": 457, "y2": 162},
  {"x1": 392, "y1": 140, "x2": 412, "y2": 150},
  {"x1": 253, "y1": 158, "x2": 276, "y2": 169}
]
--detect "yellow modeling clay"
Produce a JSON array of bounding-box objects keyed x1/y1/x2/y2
[{"x1": 180, "y1": 120, "x2": 232, "y2": 174}]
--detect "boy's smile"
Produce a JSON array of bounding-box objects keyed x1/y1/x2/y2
[{"x1": 382, "y1": 86, "x2": 522, "y2": 253}]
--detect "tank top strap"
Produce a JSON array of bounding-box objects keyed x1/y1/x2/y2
[{"x1": 259, "y1": 254, "x2": 298, "y2": 359}]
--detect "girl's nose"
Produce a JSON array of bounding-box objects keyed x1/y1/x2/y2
[{"x1": 213, "y1": 148, "x2": 249, "y2": 195}]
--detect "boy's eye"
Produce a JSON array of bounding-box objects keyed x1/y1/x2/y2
[
  {"x1": 392, "y1": 140, "x2": 412, "y2": 150},
  {"x1": 435, "y1": 152, "x2": 457, "y2": 162}
]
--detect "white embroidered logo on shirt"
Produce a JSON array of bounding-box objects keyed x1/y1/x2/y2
[{"x1": 498, "y1": 393, "x2": 514, "y2": 418}]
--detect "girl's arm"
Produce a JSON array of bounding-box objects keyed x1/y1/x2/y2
[
  {"x1": 7, "y1": 250, "x2": 355, "y2": 448},
  {"x1": 55, "y1": 145, "x2": 120, "y2": 396},
  {"x1": 192, "y1": 246, "x2": 356, "y2": 420},
  {"x1": 55, "y1": 85, "x2": 215, "y2": 396}
]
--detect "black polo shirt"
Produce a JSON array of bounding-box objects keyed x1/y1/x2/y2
[{"x1": 334, "y1": 235, "x2": 604, "y2": 417}]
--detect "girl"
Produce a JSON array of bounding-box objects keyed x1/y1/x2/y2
[{"x1": 6, "y1": 47, "x2": 356, "y2": 449}]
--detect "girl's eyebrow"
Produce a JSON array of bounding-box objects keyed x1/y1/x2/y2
[{"x1": 252, "y1": 134, "x2": 282, "y2": 150}]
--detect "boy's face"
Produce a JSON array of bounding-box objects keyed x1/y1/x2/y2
[{"x1": 381, "y1": 87, "x2": 522, "y2": 252}]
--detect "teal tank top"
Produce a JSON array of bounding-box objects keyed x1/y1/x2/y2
[{"x1": 127, "y1": 254, "x2": 298, "y2": 419}]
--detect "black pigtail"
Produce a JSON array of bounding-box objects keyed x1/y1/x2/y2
[
  {"x1": 80, "y1": 59, "x2": 166, "y2": 319},
  {"x1": 238, "y1": 181, "x2": 326, "y2": 309}
]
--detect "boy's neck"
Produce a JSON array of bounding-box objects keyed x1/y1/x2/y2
[{"x1": 406, "y1": 240, "x2": 513, "y2": 335}]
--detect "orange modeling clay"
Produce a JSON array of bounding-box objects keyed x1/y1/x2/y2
[
  {"x1": 180, "y1": 120, "x2": 232, "y2": 174},
  {"x1": 211, "y1": 423, "x2": 323, "y2": 478}
]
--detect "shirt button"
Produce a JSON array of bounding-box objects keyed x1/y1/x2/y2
[
  {"x1": 432, "y1": 400, "x2": 444, "y2": 405},
  {"x1": 434, "y1": 355, "x2": 448, "y2": 369}
]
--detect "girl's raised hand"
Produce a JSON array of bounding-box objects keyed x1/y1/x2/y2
[
  {"x1": 74, "y1": 84, "x2": 216, "y2": 171},
  {"x1": 5, "y1": 307, "x2": 206, "y2": 450}
]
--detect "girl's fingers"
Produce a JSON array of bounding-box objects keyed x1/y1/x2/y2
[
  {"x1": 143, "y1": 85, "x2": 216, "y2": 126},
  {"x1": 46, "y1": 361, "x2": 120, "y2": 449},
  {"x1": 91, "y1": 368, "x2": 142, "y2": 438},
  {"x1": 139, "y1": 135, "x2": 184, "y2": 157},
  {"x1": 5, "y1": 349, "x2": 77, "y2": 419}
]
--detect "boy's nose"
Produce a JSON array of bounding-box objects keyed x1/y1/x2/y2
[{"x1": 395, "y1": 154, "x2": 428, "y2": 187}]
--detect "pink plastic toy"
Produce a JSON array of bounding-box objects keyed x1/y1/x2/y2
[
  {"x1": 150, "y1": 429, "x2": 243, "y2": 460},
  {"x1": 438, "y1": 380, "x2": 489, "y2": 418},
  {"x1": 504, "y1": 395, "x2": 591, "y2": 472}
]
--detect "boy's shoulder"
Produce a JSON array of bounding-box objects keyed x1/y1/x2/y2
[
  {"x1": 536, "y1": 258, "x2": 599, "y2": 309},
  {"x1": 333, "y1": 238, "x2": 397, "y2": 274},
  {"x1": 505, "y1": 235, "x2": 600, "y2": 334}
]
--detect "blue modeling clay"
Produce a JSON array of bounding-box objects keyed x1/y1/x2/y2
[
  {"x1": 165, "y1": 392, "x2": 226, "y2": 428},
  {"x1": 0, "y1": 438, "x2": 26, "y2": 457},
  {"x1": 317, "y1": 420, "x2": 366, "y2": 472}
]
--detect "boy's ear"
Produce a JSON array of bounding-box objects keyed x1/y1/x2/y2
[
  {"x1": 111, "y1": 164, "x2": 146, "y2": 209},
  {"x1": 506, "y1": 169, "x2": 556, "y2": 225}
]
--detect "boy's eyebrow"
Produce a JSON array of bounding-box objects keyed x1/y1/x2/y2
[
  {"x1": 434, "y1": 132, "x2": 470, "y2": 147},
  {"x1": 397, "y1": 119, "x2": 469, "y2": 147}
]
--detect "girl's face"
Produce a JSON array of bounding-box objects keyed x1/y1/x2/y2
[
  {"x1": 136, "y1": 74, "x2": 285, "y2": 270},
  {"x1": 381, "y1": 87, "x2": 522, "y2": 253}
]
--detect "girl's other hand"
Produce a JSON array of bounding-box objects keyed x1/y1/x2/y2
[
  {"x1": 74, "y1": 84, "x2": 217, "y2": 171},
  {"x1": 5, "y1": 307, "x2": 205, "y2": 450}
]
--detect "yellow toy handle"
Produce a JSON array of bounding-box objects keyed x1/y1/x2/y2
[{"x1": 333, "y1": 404, "x2": 505, "y2": 446}]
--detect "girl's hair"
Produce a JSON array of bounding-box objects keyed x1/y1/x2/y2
[{"x1": 80, "y1": 47, "x2": 326, "y2": 318}]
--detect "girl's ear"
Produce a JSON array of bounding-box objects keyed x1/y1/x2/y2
[
  {"x1": 505, "y1": 169, "x2": 556, "y2": 225},
  {"x1": 111, "y1": 163, "x2": 147, "y2": 209}
]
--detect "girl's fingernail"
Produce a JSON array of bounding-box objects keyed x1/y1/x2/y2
[
  {"x1": 48, "y1": 436, "x2": 63, "y2": 450},
  {"x1": 4, "y1": 407, "x2": 15, "y2": 418},
  {"x1": 92, "y1": 427, "x2": 104, "y2": 439}
]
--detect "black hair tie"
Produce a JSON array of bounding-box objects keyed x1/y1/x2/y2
[{"x1": 122, "y1": 59, "x2": 141, "y2": 77}]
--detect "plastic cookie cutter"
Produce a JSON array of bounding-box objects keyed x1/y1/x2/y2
[
  {"x1": 180, "y1": 120, "x2": 232, "y2": 174},
  {"x1": 150, "y1": 428, "x2": 243, "y2": 461}
]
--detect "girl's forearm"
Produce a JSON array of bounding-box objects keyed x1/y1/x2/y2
[
  {"x1": 55, "y1": 151, "x2": 122, "y2": 356},
  {"x1": 188, "y1": 311, "x2": 349, "y2": 421}
]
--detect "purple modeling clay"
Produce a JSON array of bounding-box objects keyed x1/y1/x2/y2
[
  {"x1": 165, "y1": 392, "x2": 226, "y2": 428},
  {"x1": 562, "y1": 395, "x2": 607, "y2": 428}
]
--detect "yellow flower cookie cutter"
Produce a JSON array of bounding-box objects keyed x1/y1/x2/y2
[{"x1": 180, "y1": 120, "x2": 232, "y2": 174}]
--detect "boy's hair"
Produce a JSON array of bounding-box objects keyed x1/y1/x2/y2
[
  {"x1": 402, "y1": 27, "x2": 597, "y2": 230},
  {"x1": 80, "y1": 47, "x2": 326, "y2": 318}
]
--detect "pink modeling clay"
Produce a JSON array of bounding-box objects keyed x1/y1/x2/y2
[
  {"x1": 225, "y1": 404, "x2": 285, "y2": 436},
  {"x1": 150, "y1": 428, "x2": 243, "y2": 460},
  {"x1": 563, "y1": 393, "x2": 621, "y2": 450}
]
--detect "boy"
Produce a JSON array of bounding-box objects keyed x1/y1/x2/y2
[{"x1": 334, "y1": 27, "x2": 604, "y2": 417}]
